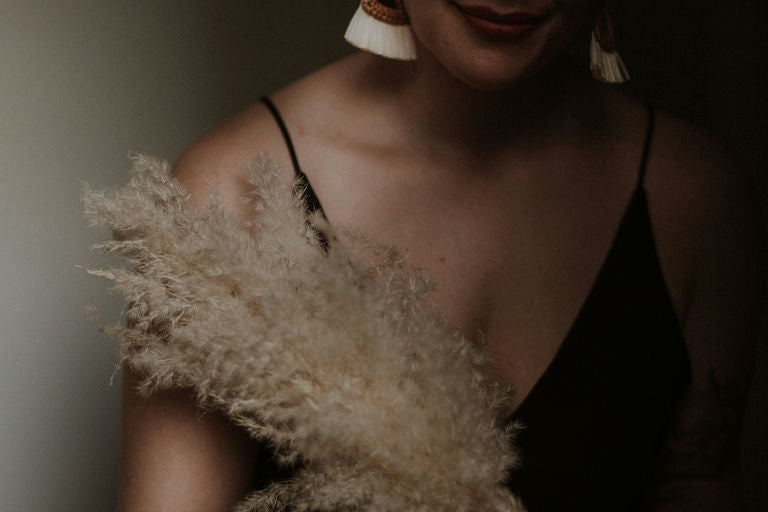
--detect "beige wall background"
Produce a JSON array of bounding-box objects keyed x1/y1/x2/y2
[
  {"x1": 0, "y1": 1, "x2": 764, "y2": 511},
  {"x1": 0, "y1": 1, "x2": 350, "y2": 510}
]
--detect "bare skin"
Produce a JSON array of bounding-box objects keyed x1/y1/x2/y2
[{"x1": 116, "y1": 3, "x2": 765, "y2": 511}]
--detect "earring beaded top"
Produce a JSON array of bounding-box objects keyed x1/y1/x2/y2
[
  {"x1": 593, "y1": 6, "x2": 618, "y2": 52},
  {"x1": 361, "y1": 0, "x2": 409, "y2": 25},
  {"x1": 590, "y1": 6, "x2": 630, "y2": 83},
  {"x1": 345, "y1": 0, "x2": 417, "y2": 61}
]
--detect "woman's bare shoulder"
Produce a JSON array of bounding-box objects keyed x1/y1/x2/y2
[
  {"x1": 645, "y1": 106, "x2": 762, "y2": 273},
  {"x1": 651, "y1": 108, "x2": 749, "y2": 194},
  {"x1": 171, "y1": 54, "x2": 365, "y2": 218},
  {"x1": 642, "y1": 102, "x2": 765, "y2": 384},
  {"x1": 171, "y1": 102, "x2": 296, "y2": 218},
  {"x1": 270, "y1": 52, "x2": 370, "y2": 118}
]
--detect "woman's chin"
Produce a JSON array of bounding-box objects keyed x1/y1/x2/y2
[{"x1": 448, "y1": 58, "x2": 541, "y2": 92}]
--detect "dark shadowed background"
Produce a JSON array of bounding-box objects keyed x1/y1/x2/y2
[
  {"x1": 0, "y1": 1, "x2": 764, "y2": 510},
  {"x1": 616, "y1": 2, "x2": 768, "y2": 508}
]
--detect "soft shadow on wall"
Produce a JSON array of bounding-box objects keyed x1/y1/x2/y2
[{"x1": 198, "y1": 1, "x2": 354, "y2": 129}]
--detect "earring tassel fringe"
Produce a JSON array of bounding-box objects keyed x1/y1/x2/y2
[
  {"x1": 345, "y1": 4, "x2": 417, "y2": 61},
  {"x1": 590, "y1": 32, "x2": 630, "y2": 84}
]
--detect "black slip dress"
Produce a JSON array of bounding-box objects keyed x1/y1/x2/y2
[{"x1": 259, "y1": 96, "x2": 692, "y2": 511}]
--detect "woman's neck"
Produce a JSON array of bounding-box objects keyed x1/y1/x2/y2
[{"x1": 372, "y1": 48, "x2": 602, "y2": 165}]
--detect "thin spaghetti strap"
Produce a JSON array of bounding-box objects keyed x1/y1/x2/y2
[
  {"x1": 636, "y1": 103, "x2": 656, "y2": 190},
  {"x1": 260, "y1": 95, "x2": 329, "y2": 251},
  {"x1": 260, "y1": 96, "x2": 326, "y2": 218}
]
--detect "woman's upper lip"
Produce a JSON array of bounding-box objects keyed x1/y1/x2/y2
[{"x1": 456, "y1": 4, "x2": 545, "y2": 24}]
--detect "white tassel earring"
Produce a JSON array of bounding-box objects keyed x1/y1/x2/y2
[
  {"x1": 590, "y1": 4, "x2": 630, "y2": 83},
  {"x1": 344, "y1": 0, "x2": 417, "y2": 61}
]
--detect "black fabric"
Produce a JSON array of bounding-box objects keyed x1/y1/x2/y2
[
  {"x1": 260, "y1": 96, "x2": 326, "y2": 217},
  {"x1": 261, "y1": 96, "x2": 328, "y2": 252},
  {"x1": 261, "y1": 98, "x2": 691, "y2": 510},
  {"x1": 505, "y1": 105, "x2": 691, "y2": 511}
]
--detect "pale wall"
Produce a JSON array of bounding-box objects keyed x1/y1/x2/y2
[{"x1": 0, "y1": 2, "x2": 349, "y2": 510}]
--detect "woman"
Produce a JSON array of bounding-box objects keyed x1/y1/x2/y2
[{"x1": 115, "y1": 1, "x2": 764, "y2": 510}]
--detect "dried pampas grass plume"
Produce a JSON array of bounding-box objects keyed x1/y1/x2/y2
[{"x1": 82, "y1": 154, "x2": 524, "y2": 511}]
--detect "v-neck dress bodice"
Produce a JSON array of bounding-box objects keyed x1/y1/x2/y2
[
  {"x1": 260, "y1": 96, "x2": 692, "y2": 510},
  {"x1": 504, "y1": 184, "x2": 691, "y2": 511}
]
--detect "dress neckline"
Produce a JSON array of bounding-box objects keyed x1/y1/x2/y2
[
  {"x1": 259, "y1": 96, "x2": 673, "y2": 421},
  {"x1": 508, "y1": 184, "x2": 648, "y2": 417},
  {"x1": 507, "y1": 182, "x2": 683, "y2": 421}
]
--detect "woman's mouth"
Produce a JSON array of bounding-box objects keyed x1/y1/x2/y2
[{"x1": 454, "y1": 3, "x2": 547, "y2": 40}]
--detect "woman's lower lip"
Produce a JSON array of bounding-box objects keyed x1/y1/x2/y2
[{"x1": 460, "y1": 11, "x2": 539, "y2": 40}]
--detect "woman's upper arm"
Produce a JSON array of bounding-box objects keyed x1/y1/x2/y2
[
  {"x1": 644, "y1": 120, "x2": 766, "y2": 510},
  {"x1": 116, "y1": 103, "x2": 295, "y2": 511},
  {"x1": 116, "y1": 368, "x2": 257, "y2": 512}
]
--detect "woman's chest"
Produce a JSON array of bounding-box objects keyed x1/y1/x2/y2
[
  {"x1": 295, "y1": 113, "x2": 695, "y2": 395},
  {"x1": 323, "y1": 165, "x2": 655, "y2": 403}
]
